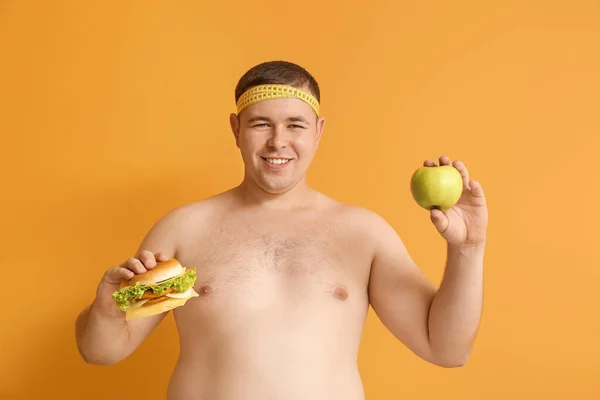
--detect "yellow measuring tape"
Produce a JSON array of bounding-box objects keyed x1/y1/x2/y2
[{"x1": 236, "y1": 84, "x2": 320, "y2": 116}]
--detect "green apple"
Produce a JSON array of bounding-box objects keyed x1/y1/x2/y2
[{"x1": 410, "y1": 165, "x2": 463, "y2": 212}]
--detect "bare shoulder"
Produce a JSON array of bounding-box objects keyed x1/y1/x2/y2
[
  {"x1": 139, "y1": 190, "x2": 234, "y2": 254},
  {"x1": 160, "y1": 188, "x2": 237, "y2": 223},
  {"x1": 316, "y1": 196, "x2": 402, "y2": 261},
  {"x1": 329, "y1": 201, "x2": 396, "y2": 238}
]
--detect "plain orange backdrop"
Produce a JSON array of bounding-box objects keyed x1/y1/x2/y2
[{"x1": 1, "y1": 1, "x2": 599, "y2": 399}]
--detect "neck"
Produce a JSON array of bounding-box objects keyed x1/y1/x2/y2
[{"x1": 234, "y1": 177, "x2": 315, "y2": 210}]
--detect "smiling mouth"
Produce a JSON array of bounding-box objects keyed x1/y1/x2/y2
[{"x1": 261, "y1": 157, "x2": 292, "y2": 165}]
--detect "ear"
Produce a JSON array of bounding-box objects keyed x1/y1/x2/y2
[
  {"x1": 315, "y1": 116, "x2": 326, "y2": 145},
  {"x1": 229, "y1": 113, "x2": 240, "y2": 147}
]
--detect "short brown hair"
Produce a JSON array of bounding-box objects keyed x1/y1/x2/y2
[{"x1": 234, "y1": 60, "x2": 321, "y2": 103}]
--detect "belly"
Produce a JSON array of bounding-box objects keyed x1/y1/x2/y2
[
  {"x1": 167, "y1": 331, "x2": 365, "y2": 400},
  {"x1": 166, "y1": 266, "x2": 368, "y2": 400}
]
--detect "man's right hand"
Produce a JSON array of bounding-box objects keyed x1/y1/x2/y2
[
  {"x1": 76, "y1": 208, "x2": 179, "y2": 365},
  {"x1": 93, "y1": 250, "x2": 170, "y2": 317}
]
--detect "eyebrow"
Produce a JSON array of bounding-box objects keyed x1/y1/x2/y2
[
  {"x1": 287, "y1": 116, "x2": 309, "y2": 124},
  {"x1": 247, "y1": 116, "x2": 310, "y2": 124},
  {"x1": 248, "y1": 116, "x2": 271, "y2": 123}
]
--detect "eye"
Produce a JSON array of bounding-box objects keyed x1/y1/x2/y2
[
  {"x1": 289, "y1": 124, "x2": 305, "y2": 129},
  {"x1": 252, "y1": 123, "x2": 270, "y2": 128}
]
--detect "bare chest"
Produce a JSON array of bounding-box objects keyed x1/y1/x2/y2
[{"x1": 176, "y1": 217, "x2": 372, "y2": 306}]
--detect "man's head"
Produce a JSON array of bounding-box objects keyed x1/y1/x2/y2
[{"x1": 230, "y1": 61, "x2": 325, "y2": 195}]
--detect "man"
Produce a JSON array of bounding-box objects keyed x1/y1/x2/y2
[{"x1": 75, "y1": 60, "x2": 488, "y2": 399}]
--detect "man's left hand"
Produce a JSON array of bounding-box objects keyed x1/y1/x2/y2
[{"x1": 425, "y1": 155, "x2": 488, "y2": 246}]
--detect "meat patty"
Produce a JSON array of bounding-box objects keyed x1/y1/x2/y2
[{"x1": 141, "y1": 288, "x2": 174, "y2": 299}]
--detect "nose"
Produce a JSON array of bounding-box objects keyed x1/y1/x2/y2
[{"x1": 267, "y1": 126, "x2": 288, "y2": 149}]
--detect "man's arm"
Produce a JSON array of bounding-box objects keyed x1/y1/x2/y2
[
  {"x1": 367, "y1": 214, "x2": 484, "y2": 368},
  {"x1": 75, "y1": 291, "x2": 168, "y2": 365},
  {"x1": 75, "y1": 209, "x2": 182, "y2": 365}
]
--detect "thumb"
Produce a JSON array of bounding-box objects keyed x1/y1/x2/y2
[{"x1": 430, "y1": 208, "x2": 449, "y2": 234}]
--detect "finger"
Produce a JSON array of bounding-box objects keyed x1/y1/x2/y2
[
  {"x1": 123, "y1": 257, "x2": 147, "y2": 274},
  {"x1": 452, "y1": 160, "x2": 470, "y2": 190},
  {"x1": 423, "y1": 159, "x2": 436, "y2": 167},
  {"x1": 439, "y1": 155, "x2": 451, "y2": 166},
  {"x1": 156, "y1": 253, "x2": 170, "y2": 262},
  {"x1": 469, "y1": 180, "x2": 485, "y2": 198},
  {"x1": 105, "y1": 266, "x2": 134, "y2": 284},
  {"x1": 430, "y1": 208, "x2": 449, "y2": 234},
  {"x1": 138, "y1": 250, "x2": 157, "y2": 269},
  {"x1": 117, "y1": 267, "x2": 135, "y2": 280}
]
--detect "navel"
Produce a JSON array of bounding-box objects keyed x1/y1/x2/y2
[
  {"x1": 333, "y1": 286, "x2": 349, "y2": 301},
  {"x1": 199, "y1": 285, "x2": 213, "y2": 296}
]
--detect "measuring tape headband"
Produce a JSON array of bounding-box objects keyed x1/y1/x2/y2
[{"x1": 236, "y1": 84, "x2": 320, "y2": 116}]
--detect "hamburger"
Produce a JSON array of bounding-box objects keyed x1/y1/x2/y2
[{"x1": 112, "y1": 258, "x2": 199, "y2": 320}]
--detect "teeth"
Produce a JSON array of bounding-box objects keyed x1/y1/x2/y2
[{"x1": 266, "y1": 158, "x2": 290, "y2": 165}]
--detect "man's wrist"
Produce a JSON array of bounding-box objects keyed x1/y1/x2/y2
[
  {"x1": 90, "y1": 294, "x2": 125, "y2": 320},
  {"x1": 448, "y1": 240, "x2": 486, "y2": 253},
  {"x1": 446, "y1": 240, "x2": 486, "y2": 266}
]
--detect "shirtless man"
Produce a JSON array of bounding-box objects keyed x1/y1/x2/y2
[{"x1": 75, "y1": 60, "x2": 488, "y2": 400}]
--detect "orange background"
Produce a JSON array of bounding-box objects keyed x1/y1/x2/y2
[{"x1": 1, "y1": 1, "x2": 599, "y2": 399}]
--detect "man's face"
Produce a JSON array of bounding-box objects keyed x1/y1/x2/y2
[{"x1": 230, "y1": 92, "x2": 325, "y2": 194}]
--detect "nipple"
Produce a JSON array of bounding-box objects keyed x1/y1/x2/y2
[
  {"x1": 333, "y1": 286, "x2": 349, "y2": 301},
  {"x1": 199, "y1": 285, "x2": 213, "y2": 296}
]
